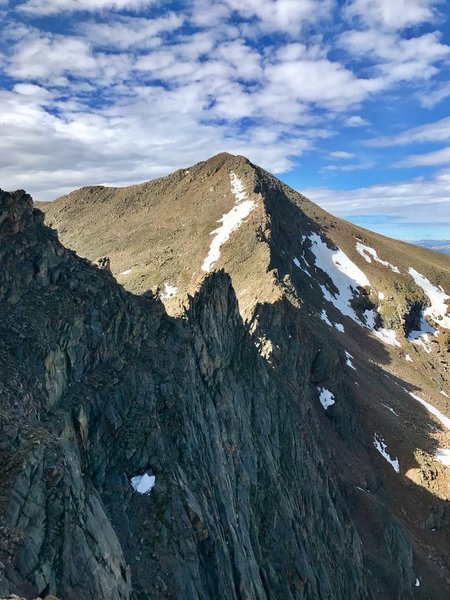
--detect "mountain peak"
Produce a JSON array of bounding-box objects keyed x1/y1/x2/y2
[
  {"x1": 40, "y1": 155, "x2": 449, "y2": 327},
  {"x1": 201, "y1": 151, "x2": 249, "y2": 166},
  {"x1": 40, "y1": 153, "x2": 275, "y2": 313},
  {"x1": 202, "y1": 150, "x2": 239, "y2": 163}
]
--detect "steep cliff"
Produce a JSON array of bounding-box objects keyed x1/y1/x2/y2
[{"x1": 1, "y1": 154, "x2": 449, "y2": 600}]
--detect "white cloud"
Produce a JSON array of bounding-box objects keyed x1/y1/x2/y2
[
  {"x1": 0, "y1": 0, "x2": 449, "y2": 210},
  {"x1": 340, "y1": 30, "x2": 449, "y2": 84},
  {"x1": 215, "y1": 40, "x2": 264, "y2": 80},
  {"x1": 188, "y1": 0, "x2": 336, "y2": 35},
  {"x1": 6, "y1": 34, "x2": 98, "y2": 80},
  {"x1": 344, "y1": 115, "x2": 368, "y2": 127},
  {"x1": 367, "y1": 117, "x2": 450, "y2": 146},
  {"x1": 263, "y1": 56, "x2": 382, "y2": 111},
  {"x1": 329, "y1": 151, "x2": 354, "y2": 159},
  {"x1": 80, "y1": 14, "x2": 184, "y2": 49},
  {"x1": 323, "y1": 161, "x2": 373, "y2": 172},
  {"x1": 190, "y1": 0, "x2": 231, "y2": 27},
  {"x1": 0, "y1": 82, "x2": 312, "y2": 198},
  {"x1": 395, "y1": 146, "x2": 450, "y2": 167},
  {"x1": 420, "y1": 81, "x2": 450, "y2": 108},
  {"x1": 223, "y1": 0, "x2": 335, "y2": 34},
  {"x1": 303, "y1": 169, "x2": 450, "y2": 226},
  {"x1": 344, "y1": 0, "x2": 438, "y2": 30},
  {"x1": 12, "y1": 82, "x2": 52, "y2": 99},
  {"x1": 18, "y1": 0, "x2": 158, "y2": 15},
  {"x1": 341, "y1": 30, "x2": 448, "y2": 63}
]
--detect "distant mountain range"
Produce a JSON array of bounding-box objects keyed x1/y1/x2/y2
[{"x1": 410, "y1": 239, "x2": 450, "y2": 254}]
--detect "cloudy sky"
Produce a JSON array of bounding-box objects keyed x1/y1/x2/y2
[{"x1": 1, "y1": 0, "x2": 449, "y2": 241}]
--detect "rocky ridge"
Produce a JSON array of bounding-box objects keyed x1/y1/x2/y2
[{"x1": 0, "y1": 154, "x2": 449, "y2": 599}]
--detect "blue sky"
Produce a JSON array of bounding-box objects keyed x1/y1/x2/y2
[{"x1": 0, "y1": 0, "x2": 449, "y2": 241}]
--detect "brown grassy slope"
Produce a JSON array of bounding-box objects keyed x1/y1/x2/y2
[
  {"x1": 40, "y1": 153, "x2": 449, "y2": 298},
  {"x1": 40, "y1": 153, "x2": 283, "y2": 315}
]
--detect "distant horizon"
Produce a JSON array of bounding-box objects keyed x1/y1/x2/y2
[{"x1": 404, "y1": 238, "x2": 450, "y2": 255}]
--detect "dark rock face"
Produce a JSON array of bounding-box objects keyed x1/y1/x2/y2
[{"x1": 0, "y1": 189, "x2": 437, "y2": 599}]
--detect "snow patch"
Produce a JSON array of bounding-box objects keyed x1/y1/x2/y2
[
  {"x1": 408, "y1": 316, "x2": 436, "y2": 338},
  {"x1": 441, "y1": 390, "x2": 450, "y2": 399},
  {"x1": 120, "y1": 268, "x2": 132, "y2": 276},
  {"x1": 373, "y1": 328, "x2": 401, "y2": 347},
  {"x1": 334, "y1": 322, "x2": 345, "y2": 332},
  {"x1": 230, "y1": 171, "x2": 247, "y2": 202},
  {"x1": 415, "y1": 578, "x2": 420, "y2": 587},
  {"x1": 320, "y1": 309, "x2": 332, "y2": 326},
  {"x1": 410, "y1": 333, "x2": 432, "y2": 354},
  {"x1": 435, "y1": 449, "x2": 450, "y2": 467},
  {"x1": 304, "y1": 234, "x2": 399, "y2": 346},
  {"x1": 345, "y1": 351, "x2": 356, "y2": 370},
  {"x1": 307, "y1": 233, "x2": 370, "y2": 325},
  {"x1": 317, "y1": 387, "x2": 335, "y2": 410},
  {"x1": 381, "y1": 403, "x2": 398, "y2": 416},
  {"x1": 202, "y1": 172, "x2": 255, "y2": 272},
  {"x1": 161, "y1": 283, "x2": 178, "y2": 299},
  {"x1": 408, "y1": 391, "x2": 450, "y2": 430},
  {"x1": 404, "y1": 354, "x2": 413, "y2": 362},
  {"x1": 373, "y1": 434, "x2": 400, "y2": 473},
  {"x1": 131, "y1": 472, "x2": 156, "y2": 495},
  {"x1": 408, "y1": 268, "x2": 450, "y2": 329},
  {"x1": 293, "y1": 256, "x2": 311, "y2": 276},
  {"x1": 356, "y1": 243, "x2": 400, "y2": 273},
  {"x1": 363, "y1": 308, "x2": 377, "y2": 329},
  {"x1": 378, "y1": 291, "x2": 385, "y2": 300},
  {"x1": 407, "y1": 314, "x2": 436, "y2": 354}
]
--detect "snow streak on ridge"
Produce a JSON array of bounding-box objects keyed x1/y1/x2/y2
[
  {"x1": 301, "y1": 234, "x2": 399, "y2": 345},
  {"x1": 356, "y1": 242, "x2": 400, "y2": 273},
  {"x1": 202, "y1": 173, "x2": 255, "y2": 272},
  {"x1": 408, "y1": 268, "x2": 450, "y2": 329},
  {"x1": 373, "y1": 434, "x2": 400, "y2": 473},
  {"x1": 307, "y1": 233, "x2": 369, "y2": 324},
  {"x1": 407, "y1": 391, "x2": 450, "y2": 430}
]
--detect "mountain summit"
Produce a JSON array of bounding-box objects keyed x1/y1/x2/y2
[{"x1": 1, "y1": 154, "x2": 449, "y2": 599}]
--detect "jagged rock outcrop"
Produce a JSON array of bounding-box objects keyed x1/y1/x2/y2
[
  {"x1": 1, "y1": 158, "x2": 449, "y2": 600},
  {"x1": 0, "y1": 189, "x2": 370, "y2": 599}
]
